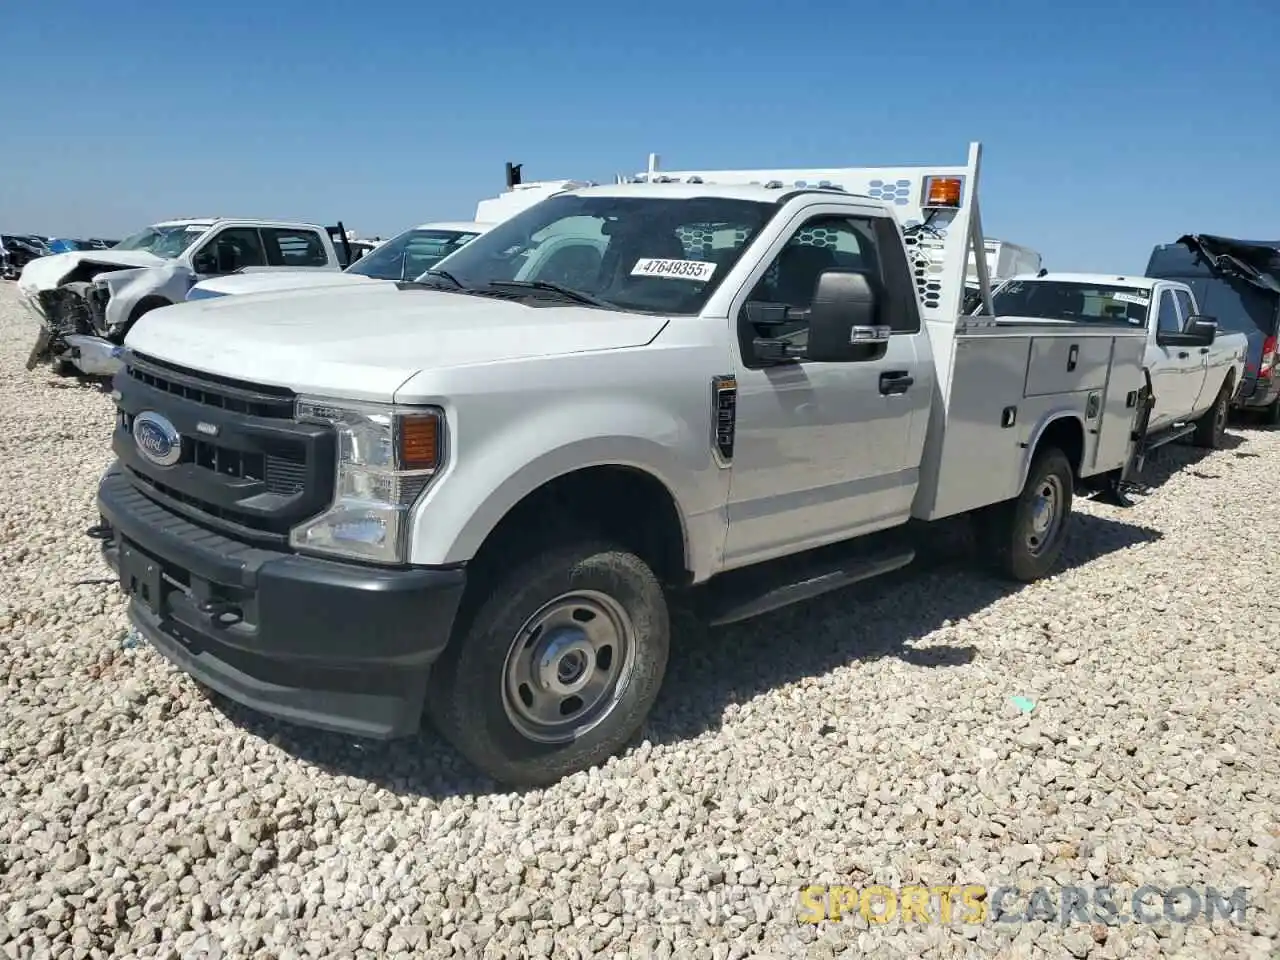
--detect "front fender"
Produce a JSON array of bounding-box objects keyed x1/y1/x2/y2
[
  {"x1": 100, "y1": 263, "x2": 195, "y2": 331},
  {"x1": 407, "y1": 399, "x2": 725, "y2": 578}
]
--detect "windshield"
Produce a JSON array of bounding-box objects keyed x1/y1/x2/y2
[
  {"x1": 113, "y1": 224, "x2": 208, "y2": 258},
  {"x1": 427, "y1": 193, "x2": 776, "y2": 314},
  {"x1": 991, "y1": 280, "x2": 1150, "y2": 325},
  {"x1": 345, "y1": 228, "x2": 483, "y2": 280}
]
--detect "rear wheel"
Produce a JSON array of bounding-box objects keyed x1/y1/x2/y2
[
  {"x1": 1192, "y1": 379, "x2": 1231, "y2": 448},
  {"x1": 426, "y1": 540, "x2": 669, "y2": 787},
  {"x1": 1262, "y1": 398, "x2": 1280, "y2": 427},
  {"x1": 974, "y1": 447, "x2": 1074, "y2": 582}
]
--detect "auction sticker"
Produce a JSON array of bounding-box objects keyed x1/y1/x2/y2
[
  {"x1": 631, "y1": 258, "x2": 716, "y2": 282},
  {"x1": 1111, "y1": 292, "x2": 1150, "y2": 307}
]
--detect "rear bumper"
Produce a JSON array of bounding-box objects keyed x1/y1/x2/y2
[
  {"x1": 1233, "y1": 374, "x2": 1280, "y2": 409},
  {"x1": 97, "y1": 465, "x2": 466, "y2": 739}
]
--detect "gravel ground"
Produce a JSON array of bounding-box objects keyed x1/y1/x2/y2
[{"x1": 0, "y1": 281, "x2": 1277, "y2": 960}]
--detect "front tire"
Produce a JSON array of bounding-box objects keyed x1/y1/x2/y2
[
  {"x1": 426, "y1": 541, "x2": 669, "y2": 787},
  {"x1": 974, "y1": 447, "x2": 1074, "y2": 582},
  {"x1": 1192, "y1": 379, "x2": 1230, "y2": 448}
]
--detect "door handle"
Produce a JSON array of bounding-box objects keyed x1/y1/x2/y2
[
  {"x1": 1199, "y1": 347, "x2": 1209, "y2": 354},
  {"x1": 879, "y1": 371, "x2": 914, "y2": 395},
  {"x1": 1177, "y1": 351, "x2": 1189, "y2": 359}
]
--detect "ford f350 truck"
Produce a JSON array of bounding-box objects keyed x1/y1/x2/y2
[
  {"x1": 19, "y1": 217, "x2": 353, "y2": 378},
  {"x1": 91, "y1": 143, "x2": 1155, "y2": 786}
]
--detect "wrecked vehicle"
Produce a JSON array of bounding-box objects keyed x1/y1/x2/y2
[
  {"x1": 1, "y1": 235, "x2": 52, "y2": 280},
  {"x1": 19, "y1": 217, "x2": 352, "y2": 377}
]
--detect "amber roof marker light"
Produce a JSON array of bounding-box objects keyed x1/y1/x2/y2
[{"x1": 923, "y1": 175, "x2": 964, "y2": 209}]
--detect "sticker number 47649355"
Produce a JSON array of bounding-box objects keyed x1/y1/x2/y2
[{"x1": 631, "y1": 258, "x2": 716, "y2": 282}]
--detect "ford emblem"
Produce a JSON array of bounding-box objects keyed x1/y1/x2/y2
[{"x1": 132, "y1": 411, "x2": 182, "y2": 467}]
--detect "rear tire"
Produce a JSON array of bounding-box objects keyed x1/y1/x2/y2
[
  {"x1": 426, "y1": 540, "x2": 669, "y2": 787},
  {"x1": 974, "y1": 447, "x2": 1074, "y2": 582},
  {"x1": 1262, "y1": 398, "x2": 1280, "y2": 427},
  {"x1": 1192, "y1": 379, "x2": 1230, "y2": 448}
]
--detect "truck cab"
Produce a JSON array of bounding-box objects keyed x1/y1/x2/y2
[
  {"x1": 986, "y1": 272, "x2": 1246, "y2": 449},
  {"x1": 19, "y1": 217, "x2": 350, "y2": 377}
]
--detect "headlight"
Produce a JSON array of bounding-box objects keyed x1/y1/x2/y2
[{"x1": 289, "y1": 398, "x2": 445, "y2": 563}]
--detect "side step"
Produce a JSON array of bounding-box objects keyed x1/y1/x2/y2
[
  {"x1": 697, "y1": 533, "x2": 916, "y2": 627},
  {"x1": 1142, "y1": 422, "x2": 1196, "y2": 454}
]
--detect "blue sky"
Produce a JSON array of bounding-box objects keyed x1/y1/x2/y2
[{"x1": 2, "y1": 0, "x2": 1276, "y2": 273}]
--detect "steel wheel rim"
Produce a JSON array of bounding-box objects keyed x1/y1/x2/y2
[
  {"x1": 1215, "y1": 394, "x2": 1228, "y2": 435},
  {"x1": 1026, "y1": 474, "x2": 1064, "y2": 556},
  {"x1": 501, "y1": 589, "x2": 638, "y2": 744}
]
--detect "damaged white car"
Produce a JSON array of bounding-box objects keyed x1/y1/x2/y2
[{"x1": 19, "y1": 217, "x2": 353, "y2": 377}]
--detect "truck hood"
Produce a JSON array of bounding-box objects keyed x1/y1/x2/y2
[
  {"x1": 124, "y1": 283, "x2": 671, "y2": 402},
  {"x1": 16, "y1": 249, "x2": 168, "y2": 292},
  {"x1": 189, "y1": 271, "x2": 382, "y2": 298}
]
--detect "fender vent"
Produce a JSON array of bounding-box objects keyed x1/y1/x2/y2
[{"x1": 711, "y1": 375, "x2": 737, "y2": 464}]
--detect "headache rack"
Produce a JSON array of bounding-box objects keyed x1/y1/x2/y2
[{"x1": 624, "y1": 142, "x2": 994, "y2": 398}]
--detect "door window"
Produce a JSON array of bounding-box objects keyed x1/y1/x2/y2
[
  {"x1": 263, "y1": 228, "x2": 328, "y2": 267},
  {"x1": 200, "y1": 228, "x2": 267, "y2": 272},
  {"x1": 743, "y1": 215, "x2": 883, "y2": 353},
  {"x1": 1173, "y1": 289, "x2": 1197, "y2": 325},
  {"x1": 1156, "y1": 291, "x2": 1182, "y2": 335}
]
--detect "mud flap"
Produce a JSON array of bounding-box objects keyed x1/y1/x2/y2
[{"x1": 25, "y1": 326, "x2": 53, "y2": 371}]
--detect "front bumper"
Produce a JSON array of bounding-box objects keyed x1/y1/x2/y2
[
  {"x1": 64, "y1": 334, "x2": 124, "y2": 377},
  {"x1": 1233, "y1": 373, "x2": 1280, "y2": 410},
  {"x1": 97, "y1": 465, "x2": 466, "y2": 739}
]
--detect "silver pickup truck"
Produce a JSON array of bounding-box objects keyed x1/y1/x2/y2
[{"x1": 90, "y1": 143, "x2": 1156, "y2": 786}]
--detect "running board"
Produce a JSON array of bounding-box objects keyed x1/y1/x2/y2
[
  {"x1": 698, "y1": 536, "x2": 916, "y2": 627},
  {"x1": 1143, "y1": 422, "x2": 1196, "y2": 453}
]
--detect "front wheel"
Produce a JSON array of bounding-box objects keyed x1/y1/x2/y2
[
  {"x1": 973, "y1": 447, "x2": 1074, "y2": 582},
  {"x1": 426, "y1": 541, "x2": 670, "y2": 787},
  {"x1": 1192, "y1": 379, "x2": 1230, "y2": 448}
]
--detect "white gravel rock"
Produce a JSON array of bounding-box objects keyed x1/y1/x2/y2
[{"x1": 0, "y1": 282, "x2": 1276, "y2": 958}]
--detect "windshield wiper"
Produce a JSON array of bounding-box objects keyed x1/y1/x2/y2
[
  {"x1": 419, "y1": 268, "x2": 463, "y2": 287},
  {"x1": 484, "y1": 279, "x2": 613, "y2": 308}
]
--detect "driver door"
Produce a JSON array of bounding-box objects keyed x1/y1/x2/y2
[
  {"x1": 1149, "y1": 287, "x2": 1203, "y2": 427},
  {"x1": 722, "y1": 206, "x2": 929, "y2": 570},
  {"x1": 191, "y1": 227, "x2": 268, "y2": 277}
]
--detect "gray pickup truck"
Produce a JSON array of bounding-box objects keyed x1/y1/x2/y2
[{"x1": 90, "y1": 143, "x2": 1155, "y2": 786}]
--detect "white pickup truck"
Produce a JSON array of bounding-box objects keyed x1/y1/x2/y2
[
  {"x1": 91, "y1": 143, "x2": 1155, "y2": 786},
  {"x1": 987, "y1": 272, "x2": 1247, "y2": 451},
  {"x1": 19, "y1": 217, "x2": 354, "y2": 378}
]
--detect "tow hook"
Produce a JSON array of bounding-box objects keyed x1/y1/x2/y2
[
  {"x1": 85, "y1": 523, "x2": 113, "y2": 541},
  {"x1": 198, "y1": 599, "x2": 244, "y2": 627}
]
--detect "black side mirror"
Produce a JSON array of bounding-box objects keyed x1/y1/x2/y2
[
  {"x1": 216, "y1": 241, "x2": 241, "y2": 274},
  {"x1": 744, "y1": 270, "x2": 888, "y2": 364},
  {"x1": 192, "y1": 249, "x2": 217, "y2": 274},
  {"x1": 1183, "y1": 315, "x2": 1217, "y2": 346},
  {"x1": 806, "y1": 270, "x2": 888, "y2": 363},
  {"x1": 1157, "y1": 314, "x2": 1217, "y2": 347}
]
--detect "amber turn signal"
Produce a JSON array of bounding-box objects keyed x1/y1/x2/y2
[{"x1": 397, "y1": 413, "x2": 440, "y2": 471}]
